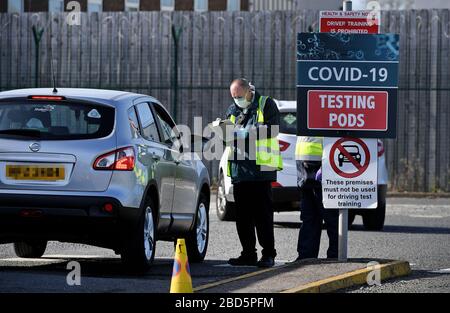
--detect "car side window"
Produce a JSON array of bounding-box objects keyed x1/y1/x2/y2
[
  {"x1": 127, "y1": 107, "x2": 140, "y2": 139},
  {"x1": 135, "y1": 102, "x2": 160, "y2": 142},
  {"x1": 152, "y1": 104, "x2": 177, "y2": 146}
]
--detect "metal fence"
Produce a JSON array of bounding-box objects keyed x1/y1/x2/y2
[{"x1": 0, "y1": 10, "x2": 449, "y2": 192}]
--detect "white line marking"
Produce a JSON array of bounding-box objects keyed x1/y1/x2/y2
[
  {"x1": 43, "y1": 255, "x2": 110, "y2": 259},
  {"x1": 275, "y1": 212, "x2": 300, "y2": 216},
  {"x1": 387, "y1": 204, "x2": 450, "y2": 208},
  {"x1": 0, "y1": 258, "x2": 66, "y2": 267},
  {"x1": 214, "y1": 264, "x2": 253, "y2": 268},
  {"x1": 0, "y1": 257, "x2": 64, "y2": 262},
  {"x1": 408, "y1": 215, "x2": 444, "y2": 219},
  {"x1": 0, "y1": 255, "x2": 118, "y2": 262},
  {"x1": 429, "y1": 268, "x2": 450, "y2": 274},
  {"x1": 214, "y1": 261, "x2": 288, "y2": 268}
]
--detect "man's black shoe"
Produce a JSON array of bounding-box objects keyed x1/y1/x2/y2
[
  {"x1": 228, "y1": 255, "x2": 257, "y2": 266},
  {"x1": 256, "y1": 256, "x2": 275, "y2": 268}
]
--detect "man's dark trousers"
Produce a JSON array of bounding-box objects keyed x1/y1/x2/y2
[
  {"x1": 297, "y1": 185, "x2": 339, "y2": 259},
  {"x1": 233, "y1": 181, "x2": 276, "y2": 258}
]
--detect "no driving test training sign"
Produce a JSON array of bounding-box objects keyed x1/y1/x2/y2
[{"x1": 322, "y1": 137, "x2": 378, "y2": 209}]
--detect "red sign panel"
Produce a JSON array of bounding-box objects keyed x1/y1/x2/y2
[
  {"x1": 319, "y1": 11, "x2": 380, "y2": 34},
  {"x1": 307, "y1": 90, "x2": 388, "y2": 131}
]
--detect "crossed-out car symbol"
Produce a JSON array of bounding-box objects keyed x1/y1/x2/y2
[{"x1": 338, "y1": 145, "x2": 361, "y2": 167}]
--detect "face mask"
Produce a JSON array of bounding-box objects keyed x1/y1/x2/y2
[{"x1": 234, "y1": 96, "x2": 251, "y2": 109}]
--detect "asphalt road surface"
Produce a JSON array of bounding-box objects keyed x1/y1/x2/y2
[{"x1": 0, "y1": 195, "x2": 449, "y2": 293}]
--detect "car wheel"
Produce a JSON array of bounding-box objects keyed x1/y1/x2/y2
[
  {"x1": 121, "y1": 198, "x2": 156, "y2": 271},
  {"x1": 14, "y1": 240, "x2": 47, "y2": 258},
  {"x1": 216, "y1": 172, "x2": 236, "y2": 221},
  {"x1": 186, "y1": 194, "x2": 209, "y2": 262},
  {"x1": 362, "y1": 185, "x2": 387, "y2": 231}
]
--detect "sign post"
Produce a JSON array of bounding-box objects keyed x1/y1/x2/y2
[
  {"x1": 296, "y1": 0, "x2": 399, "y2": 261},
  {"x1": 339, "y1": 0, "x2": 351, "y2": 262}
]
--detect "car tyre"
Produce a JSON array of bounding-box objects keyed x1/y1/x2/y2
[
  {"x1": 121, "y1": 198, "x2": 156, "y2": 272},
  {"x1": 216, "y1": 172, "x2": 236, "y2": 221},
  {"x1": 14, "y1": 240, "x2": 47, "y2": 258},
  {"x1": 186, "y1": 193, "x2": 209, "y2": 262},
  {"x1": 362, "y1": 185, "x2": 387, "y2": 231}
]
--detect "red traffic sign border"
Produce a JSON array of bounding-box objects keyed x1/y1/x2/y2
[{"x1": 329, "y1": 137, "x2": 370, "y2": 178}]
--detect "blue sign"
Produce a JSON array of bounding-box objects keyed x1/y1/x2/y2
[
  {"x1": 297, "y1": 61, "x2": 398, "y2": 88},
  {"x1": 296, "y1": 33, "x2": 399, "y2": 139}
]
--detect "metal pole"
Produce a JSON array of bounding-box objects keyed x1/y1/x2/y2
[
  {"x1": 338, "y1": 0, "x2": 352, "y2": 262},
  {"x1": 171, "y1": 25, "x2": 182, "y2": 123},
  {"x1": 338, "y1": 210, "x2": 348, "y2": 260}
]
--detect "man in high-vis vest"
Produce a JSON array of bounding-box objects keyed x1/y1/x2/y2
[
  {"x1": 295, "y1": 136, "x2": 338, "y2": 260},
  {"x1": 225, "y1": 78, "x2": 282, "y2": 268}
]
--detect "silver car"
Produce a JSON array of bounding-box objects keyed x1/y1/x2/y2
[{"x1": 0, "y1": 88, "x2": 210, "y2": 271}]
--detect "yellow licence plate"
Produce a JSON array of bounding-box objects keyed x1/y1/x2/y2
[{"x1": 6, "y1": 165, "x2": 65, "y2": 181}]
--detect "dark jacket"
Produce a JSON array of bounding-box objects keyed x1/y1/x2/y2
[
  {"x1": 296, "y1": 160, "x2": 321, "y2": 189},
  {"x1": 225, "y1": 91, "x2": 280, "y2": 184}
]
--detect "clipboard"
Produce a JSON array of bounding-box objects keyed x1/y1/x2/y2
[{"x1": 208, "y1": 118, "x2": 235, "y2": 143}]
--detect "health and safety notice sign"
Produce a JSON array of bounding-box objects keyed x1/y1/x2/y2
[
  {"x1": 319, "y1": 10, "x2": 380, "y2": 34},
  {"x1": 322, "y1": 137, "x2": 378, "y2": 209},
  {"x1": 296, "y1": 33, "x2": 399, "y2": 139}
]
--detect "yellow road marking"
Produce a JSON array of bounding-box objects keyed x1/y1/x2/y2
[
  {"x1": 281, "y1": 260, "x2": 411, "y2": 293},
  {"x1": 194, "y1": 260, "x2": 411, "y2": 293},
  {"x1": 194, "y1": 264, "x2": 289, "y2": 292}
]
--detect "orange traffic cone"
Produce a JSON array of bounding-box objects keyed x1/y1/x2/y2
[{"x1": 170, "y1": 239, "x2": 193, "y2": 293}]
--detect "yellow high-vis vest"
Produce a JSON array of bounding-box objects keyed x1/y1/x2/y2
[
  {"x1": 295, "y1": 136, "x2": 323, "y2": 161},
  {"x1": 227, "y1": 96, "x2": 283, "y2": 177}
]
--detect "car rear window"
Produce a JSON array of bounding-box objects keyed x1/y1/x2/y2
[
  {"x1": 279, "y1": 112, "x2": 297, "y2": 135},
  {"x1": 0, "y1": 101, "x2": 115, "y2": 140}
]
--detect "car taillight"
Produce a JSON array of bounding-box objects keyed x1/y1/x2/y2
[
  {"x1": 103, "y1": 203, "x2": 114, "y2": 213},
  {"x1": 28, "y1": 95, "x2": 66, "y2": 100},
  {"x1": 271, "y1": 182, "x2": 283, "y2": 188},
  {"x1": 279, "y1": 140, "x2": 290, "y2": 152},
  {"x1": 377, "y1": 140, "x2": 385, "y2": 157},
  {"x1": 93, "y1": 147, "x2": 135, "y2": 171}
]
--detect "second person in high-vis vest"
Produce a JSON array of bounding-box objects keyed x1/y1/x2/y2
[
  {"x1": 294, "y1": 136, "x2": 338, "y2": 260},
  {"x1": 225, "y1": 78, "x2": 282, "y2": 268}
]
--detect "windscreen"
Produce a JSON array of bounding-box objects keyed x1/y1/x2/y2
[{"x1": 0, "y1": 100, "x2": 115, "y2": 140}]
